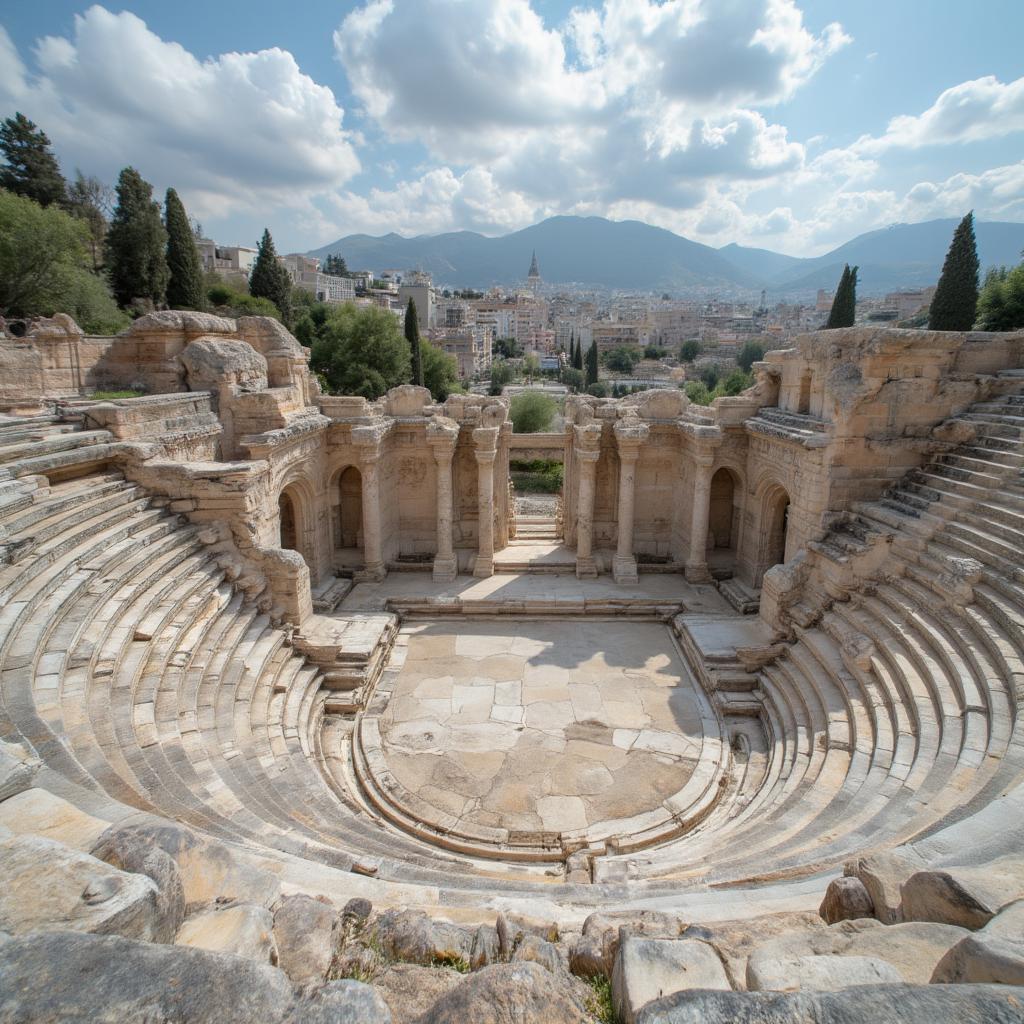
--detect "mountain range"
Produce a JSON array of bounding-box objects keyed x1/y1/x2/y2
[{"x1": 308, "y1": 215, "x2": 1024, "y2": 298}]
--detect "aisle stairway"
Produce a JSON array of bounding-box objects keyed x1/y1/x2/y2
[{"x1": 1, "y1": 394, "x2": 1023, "y2": 909}]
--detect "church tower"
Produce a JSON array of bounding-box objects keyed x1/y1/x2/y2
[{"x1": 527, "y1": 250, "x2": 541, "y2": 286}]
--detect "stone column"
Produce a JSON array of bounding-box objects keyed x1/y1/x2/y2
[
  {"x1": 612, "y1": 420, "x2": 648, "y2": 585},
  {"x1": 352, "y1": 424, "x2": 388, "y2": 583},
  {"x1": 685, "y1": 455, "x2": 715, "y2": 583},
  {"x1": 473, "y1": 426, "x2": 499, "y2": 578},
  {"x1": 428, "y1": 420, "x2": 459, "y2": 583},
  {"x1": 573, "y1": 424, "x2": 603, "y2": 579}
]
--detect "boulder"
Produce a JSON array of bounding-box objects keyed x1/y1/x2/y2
[
  {"x1": 681, "y1": 911, "x2": 825, "y2": 989},
  {"x1": 511, "y1": 933, "x2": 565, "y2": 975},
  {"x1": 568, "y1": 934, "x2": 607, "y2": 979},
  {"x1": 344, "y1": 897, "x2": 373, "y2": 922},
  {"x1": 374, "y1": 962, "x2": 463, "y2": 1021},
  {"x1": 470, "y1": 923, "x2": 501, "y2": 970},
  {"x1": 372, "y1": 909, "x2": 473, "y2": 967},
  {"x1": 181, "y1": 337, "x2": 268, "y2": 392},
  {"x1": 272, "y1": 893, "x2": 342, "y2": 984},
  {"x1": 612, "y1": 937, "x2": 730, "y2": 1024},
  {"x1": 848, "y1": 849, "x2": 926, "y2": 924},
  {"x1": 0, "y1": 930, "x2": 392, "y2": 1024},
  {"x1": 420, "y1": 962, "x2": 589, "y2": 1024},
  {"x1": 92, "y1": 820, "x2": 278, "y2": 910},
  {"x1": 820, "y1": 875, "x2": 874, "y2": 924},
  {"x1": 0, "y1": 740, "x2": 38, "y2": 802},
  {"x1": 582, "y1": 909, "x2": 686, "y2": 978},
  {"x1": 902, "y1": 859, "x2": 1024, "y2": 930},
  {"x1": 175, "y1": 902, "x2": 278, "y2": 965},
  {"x1": 90, "y1": 827, "x2": 186, "y2": 943},
  {"x1": 746, "y1": 952, "x2": 903, "y2": 991},
  {"x1": 933, "y1": 901, "x2": 1024, "y2": 985},
  {"x1": 634, "y1": 984, "x2": 1024, "y2": 1024},
  {"x1": 0, "y1": 834, "x2": 167, "y2": 941}
]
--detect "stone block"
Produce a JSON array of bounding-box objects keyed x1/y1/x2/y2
[
  {"x1": 746, "y1": 951, "x2": 903, "y2": 992},
  {"x1": 176, "y1": 901, "x2": 278, "y2": 964}
]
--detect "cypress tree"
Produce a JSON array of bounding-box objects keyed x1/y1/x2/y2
[
  {"x1": 585, "y1": 340, "x2": 599, "y2": 387},
  {"x1": 250, "y1": 228, "x2": 292, "y2": 326},
  {"x1": 929, "y1": 212, "x2": 980, "y2": 331},
  {"x1": 825, "y1": 264, "x2": 857, "y2": 329},
  {"x1": 405, "y1": 297, "x2": 423, "y2": 387},
  {"x1": 0, "y1": 113, "x2": 66, "y2": 208},
  {"x1": 573, "y1": 337, "x2": 584, "y2": 371},
  {"x1": 164, "y1": 188, "x2": 204, "y2": 310},
  {"x1": 105, "y1": 167, "x2": 169, "y2": 308}
]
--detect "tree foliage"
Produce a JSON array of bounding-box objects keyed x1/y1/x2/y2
[
  {"x1": 207, "y1": 280, "x2": 283, "y2": 320},
  {"x1": 420, "y1": 340, "x2": 461, "y2": 401},
  {"x1": 585, "y1": 340, "x2": 599, "y2": 387},
  {"x1": 0, "y1": 189, "x2": 125, "y2": 333},
  {"x1": 737, "y1": 340, "x2": 765, "y2": 373},
  {"x1": 604, "y1": 346, "x2": 641, "y2": 374},
  {"x1": 250, "y1": 228, "x2": 292, "y2": 327},
  {"x1": 976, "y1": 261, "x2": 1024, "y2": 332},
  {"x1": 310, "y1": 303, "x2": 410, "y2": 399},
  {"x1": 572, "y1": 337, "x2": 584, "y2": 371},
  {"x1": 404, "y1": 298, "x2": 423, "y2": 387},
  {"x1": 561, "y1": 366, "x2": 584, "y2": 391},
  {"x1": 509, "y1": 391, "x2": 556, "y2": 433},
  {"x1": 322, "y1": 252, "x2": 349, "y2": 277},
  {"x1": 0, "y1": 113, "x2": 66, "y2": 208},
  {"x1": 929, "y1": 212, "x2": 980, "y2": 331},
  {"x1": 489, "y1": 361, "x2": 514, "y2": 395},
  {"x1": 825, "y1": 264, "x2": 857, "y2": 329},
  {"x1": 105, "y1": 167, "x2": 168, "y2": 308},
  {"x1": 493, "y1": 337, "x2": 521, "y2": 359},
  {"x1": 164, "y1": 188, "x2": 204, "y2": 310},
  {"x1": 679, "y1": 340, "x2": 701, "y2": 362},
  {"x1": 66, "y1": 171, "x2": 112, "y2": 274}
]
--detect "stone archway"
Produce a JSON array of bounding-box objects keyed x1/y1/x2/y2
[
  {"x1": 279, "y1": 490, "x2": 298, "y2": 552},
  {"x1": 708, "y1": 467, "x2": 741, "y2": 577},
  {"x1": 331, "y1": 465, "x2": 364, "y2": 570},
  {"x1": 764, "y1": 484, "x2": 791, "y2": 570}
]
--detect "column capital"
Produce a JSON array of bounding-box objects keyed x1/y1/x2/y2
[
  {"x1": 472, "y1": 425, "x2": 500, "y2": 454},
  {"x1": 576, "y1": 448, "x2": 601, "y2": 465},
  {"x1": 573, "y1": 423, "x2": 602, "y2": 450},
  {"x1": 613, "y1": 418, "x2": 649, "y2": 447},
  {"x1": 351, "y1": 422, "x2": 389, "y2": 451}
]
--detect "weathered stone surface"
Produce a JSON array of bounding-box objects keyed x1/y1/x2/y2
[
  {"x1": 613, "y1": 937, "x2": 729, "y2": 1024},
  {"x1": 820, "y1": 875, "x2": 874, "y2": 924},
  {"x1": 344, "y1": 897, "x2": 373, "y2": 922},
  {"x1": 848, "y1": 849, "x2": 926, "y2": 924},
  {"x1": 470, "y1": 923, "x2": 500, "y2": 970},
  {"x1": 0, "y1": 787, "x2": 110, "y2": 849},
  {"x1": 634, "y1": 984, "x2": 1024, "y2": 1024},
  {"x1": 511, "y1": 933, "x2": 565, "y2": 975},
  {"x1": 0, "y1": 739, "x2": 38, "y2": 802},
  {"x1": 902, "y1": 860, "x2": 1024, "y2": 930},
  {"x1": 181, "y1": 337, "x2": 268, "y2": 392},
  {"x1": 0, "y1": 834, "x2": 166, "y2": 941},
  {"x1": 747, "y1": 952, "x2": 903, "y2": 992},
  {"x1": 95, "y1": 820, "x2": 278, "y2": 909},
  {"x1": 568, "y1": 933, "x2": 606, "y2": 979},
  {"x1": 681, "y1": 912, "x2": 825, "y2": 989},
  {"x1": 90, "y1": 826, "x2": 186, "y2": 943},
  {"x1": 175, "y1": 901, "x2": 277, "y2": 964},
  {"x1": 372, "y1": 910, "x2": 473, "y2": 967},
  {"x1": 0, "y1": 930, "x2": 391, "y2": 1023},
  {"x1": 420, "y1": 962, "x2": 589, "y2": 1024},
  {"x1": 933, "y1": 901, "x2": 1024, "y2": 985},
  {"x1": 373, "y1": 962, "x2": 463, "y2": 1022},
  {"x1": 272, "y1": 893, "x2": 342, "y2": 984},
  {"x1": 582, "y1": 909, "x2": 686, "y2": 979}
]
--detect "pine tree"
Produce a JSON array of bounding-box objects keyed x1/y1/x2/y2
[
  {"x1": 825, "y1": 264, "x2": 857, "y2": 329},
  {"x1": 250, "y1": 228, "x2": 292, "y2": 326},
  {"x1": 929, "y1": 212, "x2": 980, "y2": 331},
  {"x1": 164, "y1": 188, "x2": 204, "y2": 310},
  {"x1": 105, "y1": 167, "x2": 169, "y2": 308},
  {"x1": 405, "y1": 297, "x2": 423, "y2": 387},
  {"x1": 585, "y1": 340, "x2": 599, "y2": 387},
  {"x1": 0, "y1": 113, "x2": 66, "y2": 207}
]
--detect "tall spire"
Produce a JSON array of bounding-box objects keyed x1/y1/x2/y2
[{"x1": 527, "y1": 249, "x2": 540, "y2": 280}]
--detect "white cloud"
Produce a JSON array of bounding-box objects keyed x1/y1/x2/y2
[
  {"x1": 859, "y1": 75, "x2": 1024, "y2": 152},
  {"x1": 0, "y1": 7, "x2": 359, "y2": 221}
]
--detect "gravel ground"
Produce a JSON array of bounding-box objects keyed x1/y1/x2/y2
[{"x1": 515, "y1": 495, "x2": 559, "y2": 517}]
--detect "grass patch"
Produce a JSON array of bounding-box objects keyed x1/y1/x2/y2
[
  {"x1": 90, "y1": 389, "x2": 143, "y2": 400},
  {"x1": 432, "y1": 953, "x2": 471, "y2": 973},
  {"x1": 584, "y1": 975, "x2": 619, "y2": 1023}
]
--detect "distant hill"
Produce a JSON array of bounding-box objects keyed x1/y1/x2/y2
[{"x1": 309, "y1": 215, "x2": 1024, "y2": 297}]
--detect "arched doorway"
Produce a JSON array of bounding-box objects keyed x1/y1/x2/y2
[
  {"x1": 279, "y1": 490, "x2": 298, "y2": 551},
  {"x1": 332, "y1": 466, "x2": 364, "y2": 569},
  {"x1": 708, "y1": 467, "x2": 740, "y2": 577},
  {"x1": 765, "y1": 486, "x2": 791, "y2": 570},
  {"x1": 797, "y1": 371, "x2": 812, "y2": 415}
]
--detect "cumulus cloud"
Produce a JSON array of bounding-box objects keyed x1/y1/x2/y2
[
  {"x1": 0, "y1": 7, "x2": 359, "y2": 220},
  {"x1": 858, "y1": 75, "x2": 1024, "y2": 152}
]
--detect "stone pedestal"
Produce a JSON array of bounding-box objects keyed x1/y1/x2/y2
[{"x1": 685, "y1": 456, "x2": 714, "y2": 583}]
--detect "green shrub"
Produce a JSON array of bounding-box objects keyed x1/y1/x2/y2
[{"x1": 509, "y1": 391, "x2": 556, "y2": 433}]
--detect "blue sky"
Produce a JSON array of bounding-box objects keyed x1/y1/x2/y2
[{"x1": 2, "y1": 1, "x2": 1022, "y2": 257}]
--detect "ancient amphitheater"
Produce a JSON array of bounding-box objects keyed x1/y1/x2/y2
[{"x1": 1, "y1": 310, "x2": 1023, "y2": 1023}]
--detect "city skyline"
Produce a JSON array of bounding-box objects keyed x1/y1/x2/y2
[{"x1": 1, "y1": 1, "x2": 1022, "y2": 258}]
